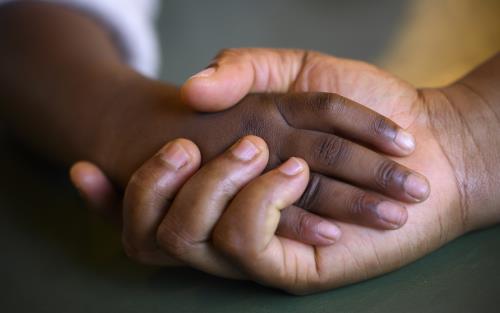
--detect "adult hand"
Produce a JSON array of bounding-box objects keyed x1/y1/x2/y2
[{"x1": 178, "y1": 49, "x2": 500, "y2": 293}]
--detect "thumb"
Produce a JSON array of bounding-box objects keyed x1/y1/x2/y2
[{"x1": 180, "y1": 48, "x2": 306, "y2": 112}]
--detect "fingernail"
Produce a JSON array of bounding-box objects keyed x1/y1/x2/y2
[
  {"x1": 279, "y1": 157, "x2": 304, "y2": 176},
  {"x1": 189, "y1": 67, "x2": 215, "y2": 79},
  {"x1": 377, "y1": 201, "x2": 407, "y2": 227},
  {"x1": 231, "y1": 138, "x2": 260, "y2": 161},
  {"x1": 404, "y1": 174, "x2": 430, "y2": 200},
  {"x1": 394, "y1": 130, "x2": 415, "y2": 152},
  {"x1": 317, "y1": 222, "x2": 342, "y2": 242},
  {"x1": 160, "y1": 143, "x2": 190, "y2": 170}
]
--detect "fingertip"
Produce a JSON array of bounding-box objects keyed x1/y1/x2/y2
[
  {"x1": 278, "y1": 157, "x2": 310, "y2": 177},
  {"x1": 167, "y1": 138, "x2": 202, "y2": 168},
  {"x1": 69, "y1": 161, "x2": 106, "y2": 193},
  {"x1": 69, "y1": 161, "x2": 118, "y2": 215},
  {"x1": 181, "y1": 62, "x2": 254, "y2": 112},
  {"x1": 404, "y1": 173, "x2": 431, "y2": 202},
  {"x1": 180, "y1": 76, "x2": 233, "y2": 112},
  {"x1": 241, "y1": 135, "x2": 269, "y2": 157},
  {"x1": 393, "y1": 129, "x2": 416, "y2": 155},
  {"x1": 316, "y1": 221, "x2": 342, "y2": 244},
  {"x1": 69, "y1": 161, "x2": 87, "y2": 187}
]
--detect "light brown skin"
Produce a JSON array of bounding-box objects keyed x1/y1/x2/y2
[
  {"x1": 77, "y1": 49, "x2": 500, "y2": 294},
  {"x1": 199, "y1": 50, "x2": 500, "y2": 293},
  {"x1": 0, "y1": 2, "x2": 430, "y2": 247}
]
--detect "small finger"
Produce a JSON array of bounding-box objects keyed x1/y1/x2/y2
[
  {"x1": 69, "y1": 161, "x2": 121, "y2": 225},
  {"x1": 122, "y1": 139, "x2": 201, "y2": 265},
  {"x1": 213, "y1": 157, "x2": 310, "y2": 281},
  {"x1": 156, "y1": 135, "x2": 269, "y2": 278}
]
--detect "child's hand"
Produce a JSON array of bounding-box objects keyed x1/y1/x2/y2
[{"x1": 73, "y1": 136, "x2": 343, "y2": 267}]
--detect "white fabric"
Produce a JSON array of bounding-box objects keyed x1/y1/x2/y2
[{"x1": 0, "y1": 0, "x2": 160, "y2": 77}]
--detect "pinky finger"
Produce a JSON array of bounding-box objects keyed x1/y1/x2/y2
[{"x1": 69, "y1": 161, "x2": 121, "y2": 226}]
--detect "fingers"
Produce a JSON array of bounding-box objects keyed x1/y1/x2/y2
[
  {"x1": 180, "y1": 48, "x2": 304, "y2": 111},
  {"x1": 122, "y1": 139, "x2": 201, "y2": 265},
  {"x1": 276, "y1": 92, "x2": 416, "y2": 156},
  {"x1": 212, "y1": 158, "x2": 311, "y2": 286},
  {"x1": 69, "y1": 161, "x2": 121, "y2": 225},
  {"x1": 281, "y1": 129, "x2": 430, "y2": 203},
  {"x1": 296, "y1": 173, "x2": 408, "y2": 229},
  {"x1": 156, "y1": 136, "x2": 269, "y2": 278},
  {"x1": 277, "y1": 205, "x2": 341, "y2": 245}
]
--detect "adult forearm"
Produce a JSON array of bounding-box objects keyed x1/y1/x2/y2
[{"x1": 431, "y1": 53, "x2": 500, "y2": 231}]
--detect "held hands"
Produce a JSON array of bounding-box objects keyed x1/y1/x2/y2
[
  {"x1": 76, "y1": 81, "x2": 433, "y2": 244},
  {"x1": 71, "y1": 49, "x2": 497, "y2": 293}
]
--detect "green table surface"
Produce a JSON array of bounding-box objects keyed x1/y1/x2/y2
[{"x1": 1, "y1": 135, "x2": 499, "y2": 313}]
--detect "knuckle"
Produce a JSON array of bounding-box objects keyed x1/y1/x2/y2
[
  {"x1": 297, "y1": 174, "x2": 322, "y2": 211},
  {"x1": 128, "y1": 168, "x2": 149, "y2": 191},
  {"x1": 213, "y1": 223, "x2": 263, "y2": 262},
  {"x1": 241, "y1": 110, "x2": 268, "y2": 137},
  {"x1": 239, "y1": 95, "x2": 289, "y2": 148},
  {"x1": 156, "y1": 223, "x2": 198, "y2": 260},
  {"x1": 374, "y1": 160, "x2": 406, "y2": 190},
  {"x1": 201, "y1": 162, "x2": 245, "y2": 197},
  {"x1": 346, "y1": 191, "x2": 377, "y2": 218},
  {"x1": 348, "y1": 191, "x2": 367, "y2": 217},
  {"x1": 370, "y1": 114, "x2": 395, "y2": 139},
  {"x1": 128, "y1": 156, "x2": 167, "y2": 189},
  {"x1": 126, "y1": 155, "x2": 178, "y2": 203},
  {"x1": 308, "y1": 93, "x2": 346, "y2": 116},
  {"x1": 375, "y1": 160, "x2": 397, "y2": 189},
  {"x1": 212, "y1": 227, "x2": 241, "y2": 258},
  {"x1": 315, "y1": 136, "x2": 351, "y2": 167},
  {"x1": 238, "y1": 95, "x2": 277, "y2": 135},
  {"x1": 295, "y1": 212, "x2": 318, "y2": 241}
]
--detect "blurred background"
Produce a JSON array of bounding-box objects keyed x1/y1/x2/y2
[
  {"x1": 1, "y1": 0, "x2": 499, "y2": 312},
  {"x1": 157, "y1": 0, "x2": 500, "y2": 87}
]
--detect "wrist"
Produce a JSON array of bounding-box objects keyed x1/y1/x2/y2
[
  {"x1": 428, "y1": 66, "x2": 500, "y2": 232},
  {"x1": 91, "y1": 73, "x2": 182, "y2": 188}
]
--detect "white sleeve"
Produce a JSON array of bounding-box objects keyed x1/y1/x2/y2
[{"x1": 0, "y1": 0, "x2": 161, "y2": 78}]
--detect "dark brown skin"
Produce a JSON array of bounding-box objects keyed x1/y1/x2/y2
[{"x1": 0, "y1": 1, "x2": 429, "y2": 239}]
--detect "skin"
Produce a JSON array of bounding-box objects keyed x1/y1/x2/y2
[
  {"x1": 2, "y1": 3, "x2": 499, "y2": 293},
  {"x1": 77, "y1": 49, "x2": 500, "y2": 294},
  {"x1": 0, "y1": 2, "x2": 431, "y2": 249}
]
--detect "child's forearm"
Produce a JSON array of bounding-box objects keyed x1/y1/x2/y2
[
  {"x1": 0, "y1": 2, "x2": 157, "y2": 169},
  {"x1": 0, "y1": 2, "x2": 433, "y2": 215}
]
